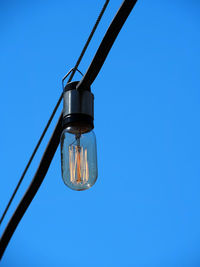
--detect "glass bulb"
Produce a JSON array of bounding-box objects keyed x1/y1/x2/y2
[{"x1": 60, "y1": 128, "x2": 98, "y2": 191}]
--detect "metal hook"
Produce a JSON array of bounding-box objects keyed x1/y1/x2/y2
[{"x1": 62, "y1": 67, "x2": 84, "y2": 90}]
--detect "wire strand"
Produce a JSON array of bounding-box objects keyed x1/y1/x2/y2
[{"x1": 0, "y1": 0, "x2": 109, "y2": 227}]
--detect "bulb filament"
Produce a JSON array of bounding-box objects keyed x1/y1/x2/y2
[{"x1": 68, "y1": 135, "x2": 89, "y2": 184}]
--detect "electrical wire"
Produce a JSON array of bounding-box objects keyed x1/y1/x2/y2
[
  {"x1": 0, "y1": 0, "x2": 109, "y2": 227},
  {"x1": 0, "y1": 0, "x2": 137, "y2": 259},
  {"x1": 77, "y1": 0, "x2": 137, "y2": 91}
]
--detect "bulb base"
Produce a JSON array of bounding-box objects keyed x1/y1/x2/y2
[{"x1": 63, "y1": 81, "x2": 94, "y2": 133}]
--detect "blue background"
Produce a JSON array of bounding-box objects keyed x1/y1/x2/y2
[{"x1": 1, "y1": 0, "x2": 200, "y2": 266}]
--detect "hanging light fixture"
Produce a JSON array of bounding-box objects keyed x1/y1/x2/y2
[{"x1": 60, "y1": 81, "x2": 98, "y2": 191}]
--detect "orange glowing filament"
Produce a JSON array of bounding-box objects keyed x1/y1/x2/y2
[{"x1": 69, "y1": 143, "x2": 89, "y2": 184}]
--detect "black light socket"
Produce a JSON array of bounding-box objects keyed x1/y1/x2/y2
[{"x1": 62, "y1": 81, "x2": 94, "y2": 133}]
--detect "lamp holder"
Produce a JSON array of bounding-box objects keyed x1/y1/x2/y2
[{"x1": 62, "y1": 81, "x2": 94, "y2": 133}]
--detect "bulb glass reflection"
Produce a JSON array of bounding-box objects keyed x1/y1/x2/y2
[{"x1": 61, "y1": 128, "x2": 97, "y2": 191}]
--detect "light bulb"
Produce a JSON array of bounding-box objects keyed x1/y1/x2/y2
[
  {"x1": 61, "y1": 127, "x2": 98, "y2": 191},
  {"x1": 60, "y1": 80, "x2": 98, "y2": 191}
]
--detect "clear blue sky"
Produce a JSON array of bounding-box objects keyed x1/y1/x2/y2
[{"x1": 1, "y1": 0, "x2": 200, "y2": 266}]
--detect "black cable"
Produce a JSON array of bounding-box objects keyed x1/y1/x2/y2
[
  {"x1": 0, "y1": 115, "x2": 63, "y2": 258},
  {"x1": 0, "y1": 0, "x2": 137, "y2": 259},
  {"x1": 0, "y1": 94, "x2": 62, "y2": 226},
  {"x1": 0, "y1": 0, "x2": 109, "y2": 227},
  {"x1": 77, "y1": 0, "x2": 137, "y2": 90},
  {"x1": 67, "y1": 0, "x2": 110, "y2": 84}
]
